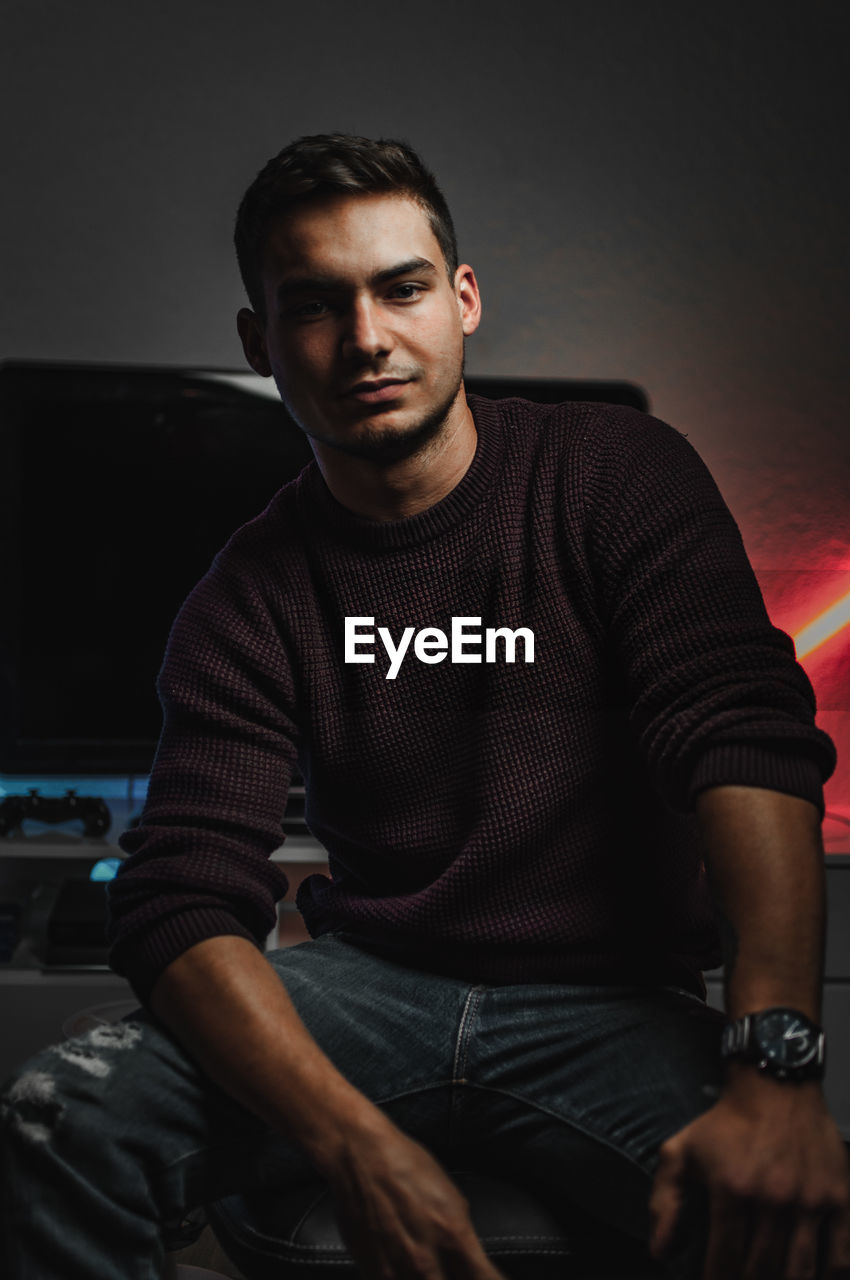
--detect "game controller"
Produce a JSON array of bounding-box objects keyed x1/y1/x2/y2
[{"x1": 0, "y1": 789, "x2": 112, "y2": 838}]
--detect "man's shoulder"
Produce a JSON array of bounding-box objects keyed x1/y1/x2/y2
[
  {"x1": 467, "y1": 391, "x2": 693, "y2": 475},
  {"x1": 467, "y1": 391, "x2": 678, "y2": 441}
]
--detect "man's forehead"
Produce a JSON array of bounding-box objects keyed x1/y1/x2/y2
[{"x1": 261, "y1": 192, "x2": 443, "y2": 283}]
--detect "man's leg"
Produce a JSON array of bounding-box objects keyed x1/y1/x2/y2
[
  {"x1": 0, "y1": 934, "x2": 469, "y2": 1280},
  {"x1": 454, "y1": 980, "x2": 725, "y2": 1278}
]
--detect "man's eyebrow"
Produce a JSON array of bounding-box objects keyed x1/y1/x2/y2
[{"x1": 275, "y1": 257, "x2": 439, "y2": 299}]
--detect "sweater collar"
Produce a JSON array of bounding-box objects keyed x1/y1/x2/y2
[{"x1": 296, "y1": 392, "x2": 505, "y2": 551}]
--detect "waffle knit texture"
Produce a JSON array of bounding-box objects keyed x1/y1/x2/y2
[{"x1": 107, "y1": 395, "x2": 836, "y2": 1007}]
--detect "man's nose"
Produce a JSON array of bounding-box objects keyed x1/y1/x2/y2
[{"x1": 341, "y1": 296, "x2": 392, "y2": 360}]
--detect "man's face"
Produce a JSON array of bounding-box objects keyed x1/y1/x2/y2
[{"x1": 237, "y1": 193, "x2": 481, "y2": 465}]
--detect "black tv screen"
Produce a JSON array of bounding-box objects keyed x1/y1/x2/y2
[{"x1": 0, "y1": 360, "x2": 647, "y2": 774}]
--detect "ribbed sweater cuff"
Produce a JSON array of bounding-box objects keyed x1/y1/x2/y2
[
  {"x1": 686, "y1": 744, "x2": 826, "y2": 818},
  {"x1": 108, "y1": 908, "x2": 262, "y2": 1009}
]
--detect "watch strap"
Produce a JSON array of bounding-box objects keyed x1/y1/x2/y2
[{"x1": 720, "y1": 1013, "x2": 753, "y2": 1059}]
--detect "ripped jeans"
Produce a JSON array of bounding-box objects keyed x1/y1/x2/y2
[{"x1": 0, "y1": 934, "x2": 725, "y2": 1279}]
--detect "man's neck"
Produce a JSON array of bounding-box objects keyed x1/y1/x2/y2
[{"x1": 311, "y1": 395, "x2": 478, "y2": 523}]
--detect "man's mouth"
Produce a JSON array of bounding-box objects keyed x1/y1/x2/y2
[{"x1": 342, "y1": 378, "x2": 412, "y2": 403}]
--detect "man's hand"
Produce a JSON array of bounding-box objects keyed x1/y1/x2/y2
[
  {"x1": 661, "y1": 785, "x2": 849, "y2": 1274},
  {"x1": 150, "y1": 937, "x2": 504, "y2": 1279},
  {"x1": 648, "y1": 1074, "x2": 850, "y2": 1278},
  {"x1": 323, "y1": 1109, "x2": 506, "y2": 1280}
]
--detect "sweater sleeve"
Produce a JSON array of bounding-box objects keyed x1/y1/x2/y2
[
  {"x1": 583, "y1": 406, "x2": 836, "y2": 815},
  {"x1": 106, "y1": 544, "x2": 299, "y2": 1008}
]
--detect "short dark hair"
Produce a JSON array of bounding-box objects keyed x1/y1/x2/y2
[{"x1": 234, "y1": 133, "x2": 459, "y2": 317}]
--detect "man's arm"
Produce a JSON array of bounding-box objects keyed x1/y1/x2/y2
[
  {"x1": 149, "y1": 934, "x2": 504, "y2": 1280},
  {"x1": 698, "y1": 782, "x2": 825, "y2": 1020},
  {"x1": 649, "y1": 784, "x2": 850, "y2": 1279}
]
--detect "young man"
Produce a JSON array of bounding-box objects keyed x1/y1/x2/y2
[{"x1": 2, "y1": 133, "x2": 848, "y2": 1280}]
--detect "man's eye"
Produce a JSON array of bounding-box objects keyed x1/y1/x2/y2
[
  {"x1": 391, "y1": 284, "x2": 424, "y2": 300},
  {"x1": 288, "y1": 286, "x2": 422, "y2": 319},
  {"x1": 291, "y1": 300, "x2": 328, "y2": 319}
]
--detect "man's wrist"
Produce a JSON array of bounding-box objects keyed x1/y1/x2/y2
[
  {"x1": 722, "y1": 1057, "x2": 824, "y2": 1093},
  {"x1": 301, "y1": 1085, "x2": 399, "y2": 1177},
  {"x1": 719, "y1": 1005, "x2": 825, "y2": 1083},
  {"x1": 720, "y1": 1060, "x2": 828, "y2": 1117}
]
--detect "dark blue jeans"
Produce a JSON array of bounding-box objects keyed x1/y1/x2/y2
[{"x1": 0, "y1": 934, "x2": 725, "y2": 1278}]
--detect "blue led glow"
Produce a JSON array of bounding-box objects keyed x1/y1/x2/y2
[{"x1": 89, "y1": 857, "x2": 122, "y2": 882}]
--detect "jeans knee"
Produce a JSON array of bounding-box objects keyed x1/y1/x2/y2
[
  {"x1": 1, "y1": 1020, "x2": 146, "y2": 1151},
  {"x1": 49, "y1": 1019, "x2": 145, "y2": 1080}
]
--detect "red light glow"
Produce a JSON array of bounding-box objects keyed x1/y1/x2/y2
[{"x1": 793, "y1": 590, "x2": 850, "y2": 660}]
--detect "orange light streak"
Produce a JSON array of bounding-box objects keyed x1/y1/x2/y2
[{"x1": 793, "y1": 590, "x2": 850, "y2": 659}]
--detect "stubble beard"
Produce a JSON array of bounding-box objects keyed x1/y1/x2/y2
[{"x1": 292, "y1": 354, "x2": 466, "y2": 467}]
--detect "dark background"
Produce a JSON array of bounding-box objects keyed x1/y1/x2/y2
[{"x1": 2, "y1": 0, "x2": 848, "y2": 821}]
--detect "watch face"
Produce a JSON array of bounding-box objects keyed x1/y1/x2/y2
[{"x1": 754, "y1": 1009, "x2": 819, "y2": 1068}]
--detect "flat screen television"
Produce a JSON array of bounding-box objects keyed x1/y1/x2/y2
[{"x1": 0, "y1": 360, "x2": 648, "y2": 775}]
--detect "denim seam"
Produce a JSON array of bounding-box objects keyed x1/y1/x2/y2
[
  {"x1": 218, "y1": 1211, "x2": 573, "y2": 1256},
  {"x1": 452, "y1": 986, "x2": 485, "y2": 1084},
  {"x1": 458, "y1": 1080, "x2": 656, "y2": 1180},
  {"x1": 447, "y1": 985, "x2": 486, "y2": 1154}
]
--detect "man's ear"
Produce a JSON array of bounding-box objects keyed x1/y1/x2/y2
[
  {"x1": 455, "y1": 265, "x2": 482, "y2": 338},
  {"x1": 237, "y1": 308, "x2": 272, "y2": 377}
]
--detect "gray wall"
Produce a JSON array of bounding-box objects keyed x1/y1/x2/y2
[{"x1": 3, "y1": 0, "x2": 849, "y2": 814}]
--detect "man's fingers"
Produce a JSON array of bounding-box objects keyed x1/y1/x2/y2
[
  {"x1": 648, "y1": 1140, "x2": 687, "y2": 1260},
  {"x1": 442, "y1": 1214, "x2": 507, "y2": 1280},
  {"x1": 825, "y1": 1198, "x2": 850, "y2": 1277},
  {"x1": 700, "y1": 1189, "x2": 751, "y2": 1280},
  {"x1": 782, "y1": 1210, "x2": 830, "y2": 1280},
  {"x1": 738, "y1": 1205, "x2": 792, "y2": 1279},
  {"x1": 335, "y1": 1177, "x2": 504, "y2": 1280}
]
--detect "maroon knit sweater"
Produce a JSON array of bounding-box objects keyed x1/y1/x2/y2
[{"x1": 107, "y1": 395, "x2": 835, "y2": 1007}]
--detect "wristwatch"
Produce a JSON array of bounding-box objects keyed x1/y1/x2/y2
[{"x1": 720, "y1": 1007, "x2": 826, "y2": 1082}]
